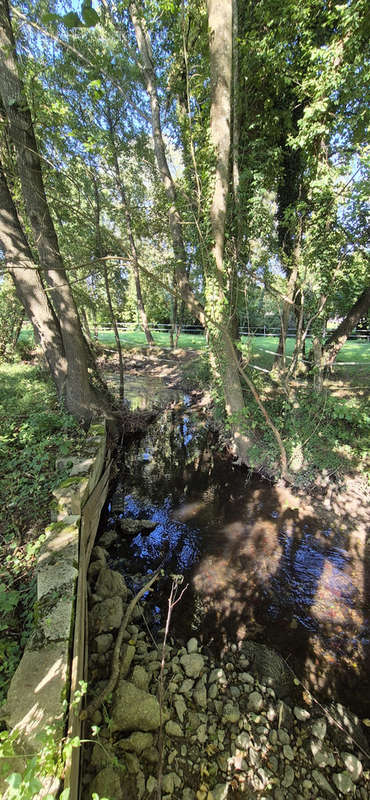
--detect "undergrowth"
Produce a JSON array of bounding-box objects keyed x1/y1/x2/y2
[{"x1": 0, "y1": 362, "x2": 84, "y2": 705}]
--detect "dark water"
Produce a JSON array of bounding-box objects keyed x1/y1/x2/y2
[{"x1": 99, "y1": 393, "x2": 370, "y2": 720}]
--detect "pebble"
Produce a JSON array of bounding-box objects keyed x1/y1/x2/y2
[
  {"x1": 278, "y1": 729, "x2": 290, "y2": 745},
  {"x1": 294, "y1": 706, "x2": 310, "y2": 721},
  {"x1": 165, "y1": 720, "x2": 183, "y2": 737},
  {"x1": 187, "y1": 638, "x2": 198, "y2": 654},
  {"x1": 312, "y1": 769, "x2": 336, "y2": 796},
  {"x1": 283, "y1": 744, "x2": 294, "y2": 761},
  {"x1": 180, "y1": 653, "x2": 204, "y2": 678},
  {"x1": 342, "y1": 752, "x2": 363, "y2": 782},
  {"x1": 311, "y1": 717, "x2": 327, "y2": 740},
  {"x1": 333, "y1": 771, "x2": 355, "y2": 795},
  {"x1": 247, "y1": 691, "x2": 263, "y2": 712}
]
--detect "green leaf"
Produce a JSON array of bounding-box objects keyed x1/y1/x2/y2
[
  {"x1": 82, "y1": 7, "x2": 99, "y2": 27},
  {"x1": 5, "y1": 772, "x2": 22, "y2": 789},
  {"x1": 63, "y1": 12, "x2": 83, "y2": 28}
]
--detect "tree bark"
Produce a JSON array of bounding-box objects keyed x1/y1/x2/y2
[
  {"x1": 92, "y1": 175, "x2": 125, "y2": 402},
  {"x1": 0, "y1": 157, "x2": 68, "y2": 394},
  {"x1": 321, "y1": 287, "x2": 370, "y2": 367},
  {"x1": 0, "y1": 0, "x2": 110, "y2": 420}
]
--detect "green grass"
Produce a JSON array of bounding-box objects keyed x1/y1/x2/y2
[{"x1": 0, "y1": 363, "x2": 83, "y2": 703}]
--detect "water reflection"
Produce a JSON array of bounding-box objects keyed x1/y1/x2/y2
[{"x1": 102, "y1": 406, "x2": 370, "y2": 718}]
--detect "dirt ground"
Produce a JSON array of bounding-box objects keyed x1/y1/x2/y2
[{"x1": 98, "y1": 346, "x2": 203, "y2": 391}]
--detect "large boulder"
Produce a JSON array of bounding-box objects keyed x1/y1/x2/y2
[
  {"x1": 241, "y1": 642, "x2": 292, "y2": 697},
  {"x1": 95, "y1": 567, "x2": 128, "y2": 601},
  {"x1": 111, "y1": 680, "x2": 160, "y2": 732},
  {"x1": 90, "y1": 597, "x2": 123, "y2": 634}
]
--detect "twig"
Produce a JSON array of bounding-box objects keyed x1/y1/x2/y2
[
  {"x1": 157, "y1": 577, "x2": 188, "y2": 800},
  {"x1": 80, "y1": 569, "x2": 161, "y2": 720}
]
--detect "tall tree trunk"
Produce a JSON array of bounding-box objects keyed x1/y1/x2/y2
[
  {"x1": 129, "y1": 1, "x2": 205, "y2": 326},
  {"x1": 0, "y1": 158, "x2": 67, "y2": 395},
  {"x1": 206, "y1": 0, "x2": 252, "y2": 463},
  {"x1": 321, "y1": 287, "x2": 370, "y2": 367},
  {"x1": 0, "y1": 0, "x2": 110, "y2": 419},
  {"x1": 12, "y1": 307, "x2": 25, "y2": 350},
  {"x1": 92, "y1": 176, "x2": 125, "y2": 402}
]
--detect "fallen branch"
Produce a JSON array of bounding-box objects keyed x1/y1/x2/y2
[{"x1": 80, "y1": 568, "x2": 161, "y2": 720}]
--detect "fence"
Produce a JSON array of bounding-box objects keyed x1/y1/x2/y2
[{"x1": 96, "y1": 321, "x2": 370, "y2": 341}]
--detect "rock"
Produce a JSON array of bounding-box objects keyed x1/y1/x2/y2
[
  {"x1": 242, "y1": 642, "x2": 292, "y2": 695},
  {"x1": 342, "y1": 753, "x2": 363, "y2": 782},
  {"x1": 236, "y1": 732, "x2": 250, "y2": 750},
  {"x1": 179, "y1": 678, "x2": 195, "y2": 695},
  {"x1": 94, "y1": 633, "x2": 114, "y2": 654},
  {"x1": 283, "y1": 745, "x2": 294, "y2": 761},
  {"x1": 239, "y1": 672, "x2": 254, "y2": 685},
  {"x1": 209, "y1": 684, "x2": 218, "y2": 700},
  {"x1": 90, "y1": 597, "x2": 123, "y2": 634},
  {"x1": 124, "y1": 752, "x2": 141, "y2": 773},
  {"x1": 278, "y1": 729, "x2": 290, "y2": 746},
  {"x1": 197, "y1": 723, "x2": 207, "y2": 744},
  {"x1": 131, "y1": 665, "x2": 150, "y2": 691},
  {"x1": 247, "y1": 691, "x2": 263, "y2": 713},
  {"x1": 136, "y1": 771, "x2": 146, "y2": 800},
  {"x1": 117, "y1": 732, "x2": 154, "y2": 753},
  {"x1": 276, "y1": 699, "x2": 294, "y2": 729},
  {"x1": 333, "y1": 771, "x2": 355, "y2": 795},
  {"x1": 312, "y1": 769, "x2": 336, "y2": 796},
  {"x1": 294, "y1": 706, "x2": 310, "y2": 721},
  {"x1": 194, "y1": 679, "x2": 207, "y2": 710},
  {"x1": 91, "y1": 545, "x2": 108, "y2": 563},
  {"x1": 90, "y1": 766, "x2": 123, "y2": 800},
  {"x1": 142, "y1": 747, "x2": 159, "y2": 764},
  {"x1": 187, "y1": 638, "x2": 198, "y2": 653},
  {"x1": 120, "y1": 644, "x2": 135, "y2": 678},
  {"x1": 95, "y1": 568, "x2": 127, "y2": 600},
  {"x1": 175, "y1": 695, "x2": 187, "y2": 723},
  {"x1": 209, "y1": 668, "x2": 226, "y2": 685},
  {"x1": 99, "y1": 530, "x2": 118, "y2": 548},
  {"x1": 328, "y1": 703, "x2": 368, "y2": 751},
  {"x1": 311, "y1": 716, "x2": 327, "y2": 740},
  {"x1": 118, "y1": 518, "x2": 157, "y2": 536},
  {"x1": 212, "y1": 784, "x2": 229, "y2": 800},
  {"x1": 111, "y1": 680, "x2": 160, "y2": 731},
  {"x1": 165, "y1": 720, "x2": 183, "y2": 737},
  {"x1": 180, "y1": 653, "x2": 204, "y2": 678},
  {"x1": 91, "y1": 742, "x2": 115, "y2": 770},
  {"x1": 310, "y1": 738, "x2": 335, "y2": 768},
  {"x1": 222, "y1": 702, "x2": 240, "y2": 724},
  {"x1": 163, "y1": 773, "x2": 175, "y2": 794},
  {"x1": 147, "y1": 775, "x2": 158, "y2": 795}
]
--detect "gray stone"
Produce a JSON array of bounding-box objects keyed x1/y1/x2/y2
[
  {"x1": 142, "y1": 747, "x2": 159, "y2": 764},
  {"x1": 180, "y1": 653, "x2": 204, "y2": 679},
  {"x1": 312, "y1": 769, "x2": 336, "y2": 796},
  {"x1": 95, "y1": 567, "x2": 127, "y2": 600},
  {"x1": 90, "y1": 596, "x2": 123, "y2": 634},
  {"x1": 94, "y1": 633, "x2": 113, "y2": 654},
  {"x1": 174, "y1": 695, "x2": 187, "y2": 723},
  {"x1": 111, "y1": 680, "x2": 160, "y2": 731},
  {"x1": 236, "y1": 732, "x2": 250, "y2": 750},
  {"x1": 242, "y1": 641, "x2": 292, "y2": 695},
  {"x1": 281, "y1": 766, "x2": 295, "y2": 789},
  {"x1": 187, "y1": 638, "x2": 198, "y2": 653},
  {"x1": 117, "y1": 732, "x2": 154, "y2": 753},
  {"x1": 283, "y1": 744, "x2": 294, "y2": 761},
  {"x1": 276, "y1": 699, "x2": 294, "y2": 729},
  {"x1": 162, "y1": 774, "x2": 175, "y2": 794},
  {"x1": 90, "y1": 767, "x2": 123, "y2": 800},
  {"x1": 131, "y1": 665, "x2": 150, "y2": 691},
  {"x1": 182, "y1": 789, "x2": 195, "y2": 800},
  {"x1": 179, "y1": 678, "x2": 195, "y2": 695},
  {"x1": 342, "y1": 753, "x2": 363, "y2": 782},
  {"x1": 239, "y1": 672, "x2": 254, "y2": 684},
  {"x1": 278, "y1": 728, "x2": 290, "y2": 745},
  {"x1": 332, "y1": 771, "x2": 355, "y2": 795},
  {"x1": 193, "y1": 678, "x2": 207, "y2": 709},
  {"x1": 209, "y1": 683, "x2": 218, "y2": 700},
  {"x1": 247, "y1": 691, "x2": 263, "y2": 713},
  {"x1": 197, "y1": 723, "x2": 207, "y2": 744},
  {"x1": 312, "y1": 717, "x2": 327, "y2": 740},
  {"x1": 209, "y1": 668, "x2": 226, "y2": 685},
  {"x1": 222, "y1": 702, "x2": 240, "y2": 724},
  {"x1": 310, "y1": 738, "x2": 335, "y2": 768},
  {"x1": 120, "y1": 644, "x2": 135, "y2": 678},
  {"x1": 99, "y1": 530, "x2": 118, "y2": 548},
  {"x1": 91, "y1": 742, "x2": 115, "y2": 769},
  {"x1": 213, "y1": 784, "x2": 229, "y2": 800},
  {"x1": 146, "y1": 776, "x2": 158, "y2": 795},
  {"x1": 294, "y1": 706, "x2": 310, "y2": 721},
  {"x1": 118, "y1": 518, "x2": 157, "y2": 535},
  {"x1": 124, "y1": 752, "x2": 141, "y2": 773},
  {"x1": 165, "y1": 720, "x2": 183, "y2": 737}
]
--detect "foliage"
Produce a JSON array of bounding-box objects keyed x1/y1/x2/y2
[
  {"x1": 0, "y1": 280, "x2": 24, "y2": 363},
  {"x1": 0, "y1": 363, "x2": 84, "y2": 703}
]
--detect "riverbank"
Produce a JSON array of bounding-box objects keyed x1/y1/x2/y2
[{"x1": 82, "y1": 546, "x2": 370, "y2": 799}]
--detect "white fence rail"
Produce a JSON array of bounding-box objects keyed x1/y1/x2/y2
[{"x1": 96, "y1": 322, "x2": 370, "y2": 341}]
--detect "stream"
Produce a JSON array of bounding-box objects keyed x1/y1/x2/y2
[{"x1": 98, "y1": 378, "x2": 370, "y2": 721}]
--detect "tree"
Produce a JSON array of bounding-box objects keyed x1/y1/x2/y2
[{"x1": 0, "y1": 0, "x2": 113, "y2": 420}]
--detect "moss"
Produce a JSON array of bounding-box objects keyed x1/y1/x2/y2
[
  {"x1": 89, "y1": 423, "x2": 106, "y2": 437},
  {"x1": 57, "y1": 475, "x2": 88, "y2": 489},
  {"x1": 45, "y1": 520, "x2": 80, "y2": 536}
]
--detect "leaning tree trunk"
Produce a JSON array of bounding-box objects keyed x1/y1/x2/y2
[
  {"x1": 0, "y1": 0, "x2": 111, "y2": 420},
  {"x1": 321, "y1": 287, "x2": 370, "y2": 368}
]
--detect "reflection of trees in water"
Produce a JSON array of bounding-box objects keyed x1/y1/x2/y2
[{"x1": 108, "y1": 410, "x2": 370, "y2": 719}]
